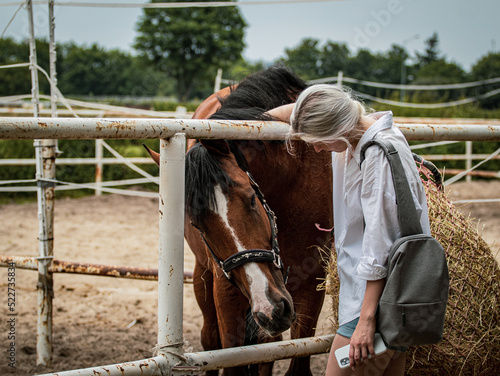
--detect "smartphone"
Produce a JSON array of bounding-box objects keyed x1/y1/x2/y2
[{"x1": 334, "y1": 333, "x2": 388, "y2": 369}]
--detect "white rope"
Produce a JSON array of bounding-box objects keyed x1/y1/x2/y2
[
  {"x1": 0, "y1": 63, "x2": 186, "y2": 118},
  {"x1": 308, "y1": 76, "x2": 500, "y2": 90},
  {"x1": 0, "y1": 177, "x2": 157, "y2": 190},
  {"x1": 61, "y1": 97, "x2": 191, "y2": 118},
  {"x1": 0, "y1": 0, "x2": 349, "y2": 7},
  {"x1": 354, "y1": 88, "x2": 500, "y2": 109},
  {"x1": 0, "y1": 177, "x2": 158, "y2": 197},
  {"x1": 410, "y1": 140, "x2": 459, "y2": 150},
  {"x1": 0, "y1": 62, "x2": 30, "y2": 70},
  {"x1": 34, "y1": 63, "x2": 80, "y2": 117},
  {"x1": 0, "y1": 179, "x2": 38, "y2": 185},
  {"x1": 0, "y1": 1, "x2": 26, "y2": 39},
  {"x1": 101, "y1": 140, "x2": 159, "y2": 185},
  {"x1": 444, "y1": 147, "x2": 500, "y2": 186},
  {"x1": 49, "y1": 0, "x2": 349, "y2": 9}
]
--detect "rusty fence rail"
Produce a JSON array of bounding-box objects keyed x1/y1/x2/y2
[
  {"x1": 0, "y1": 117, "x2": 499, "y2": 376},
  {"x1": 0, "y1": 255, "x2": 193, "y2": 283}
]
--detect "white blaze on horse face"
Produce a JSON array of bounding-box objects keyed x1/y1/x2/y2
[{"x1": 213, "y1": 185, "x2": 275, "y2": 319}]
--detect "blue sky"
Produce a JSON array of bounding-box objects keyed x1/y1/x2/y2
[{"x1": 1, "y1": 0, "x2": 499, "y2": 72}]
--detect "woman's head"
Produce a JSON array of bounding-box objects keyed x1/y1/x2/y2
[{"x1": 289, "y1": 84, "x2": 366, "y2": 148}]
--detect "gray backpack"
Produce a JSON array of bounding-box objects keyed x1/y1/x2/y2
[{"x1": 361, "y1": 137, "x2": 449, "y2": 348}]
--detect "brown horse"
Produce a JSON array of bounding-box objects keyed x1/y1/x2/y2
[
  {"x1": 147, "y1": 66, "x2": 333, "y2": 375},
  {"x1": 145, "y1": 135, "x2": 296, "y2": 376},
  {"x1": 189, "y1": 66, "x2": 334, "y2": 375}
]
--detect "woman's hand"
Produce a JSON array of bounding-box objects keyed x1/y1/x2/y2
[
  {"x1": 349, "y1": 278, "x2": 385, "y2": 370},
  {"x1": 348, "y1": 316, "x2": 376, "y2": 370}
]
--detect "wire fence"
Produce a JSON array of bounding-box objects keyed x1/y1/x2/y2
[{"x1": 219, "y1": 71, "x2": 500, "y2": 109}]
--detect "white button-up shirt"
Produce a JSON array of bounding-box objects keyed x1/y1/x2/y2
[{"x1": 331, "y1": 111, "x2": 431, "y2": 326}]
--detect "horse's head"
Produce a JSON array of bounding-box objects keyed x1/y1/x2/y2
[
  {"x1": 187, "y1": 139, "x2": 295, "y2": 337},
  {"x1": 145, "y1": 140, "x2": 295, "y2": 337}
]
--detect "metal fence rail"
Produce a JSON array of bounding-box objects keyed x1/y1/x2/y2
[{"x1": 1, "y1": 117, "x2": 499, "y2": 376}]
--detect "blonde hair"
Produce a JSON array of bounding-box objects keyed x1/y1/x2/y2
[{"x1": 288, "y1": 84, "x2": 366, "y2": 147}]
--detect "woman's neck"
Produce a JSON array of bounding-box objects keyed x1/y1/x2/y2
[{"x1": 349, "y1": 116, "x2": 375, "y2": 150}]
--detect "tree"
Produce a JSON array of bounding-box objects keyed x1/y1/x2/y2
[
  {"x1": 469, "y1": 52, "x2": 500, "y2": 109},
  {"x1": 57, "y1": 43, "x2": 135, "y2": 95},
  {"x1": 134, "y1": 0, "x2": 246, "y2": 101},
  {"x1": 280, "y1": 38, "x2": 322, "y2": 80},
  {"x1": 412, "y1": 60, "x2": 467, "y2": 103},
  {"x1": 57, "y1": 43, "x2": 165, "y2": 96},
  {"x1": 319, "y1": 41, "x2": 350, "y2": 77},
  {"x1": 416, "y1": 32, "x2": 442, "y2": 67},
  {"x1": 0, "y1": 37, "x2": 51, "y2": 96}
]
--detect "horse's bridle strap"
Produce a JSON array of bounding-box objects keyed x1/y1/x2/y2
[
  {"x1": 193, "y1": 171, "x2": 284, "y2": 283},
  {"x1": 222, "y1": 249, "x2": 281, "y2": 274}
]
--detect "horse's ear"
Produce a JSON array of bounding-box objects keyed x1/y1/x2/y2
[
  {"x1": 143, "y1": 144, "x2": 160, "y2": 166},
  {"x1": 200, "y1": 139, "x2": 231, "y2": 156}
]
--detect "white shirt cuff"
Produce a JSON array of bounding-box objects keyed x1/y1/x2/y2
[{"x1": 356, "y1": 256, "x2": 387, "y2": 280}]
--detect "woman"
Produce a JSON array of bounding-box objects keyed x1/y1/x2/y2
[{"x1": 267, "y1": 84, "x2": 431, "y2": 375}]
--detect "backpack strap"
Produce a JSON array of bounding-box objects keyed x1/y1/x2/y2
[{"x1": 360, "y1": 138, "x2": 423, "y2": 237}]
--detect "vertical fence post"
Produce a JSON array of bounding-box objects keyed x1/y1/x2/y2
[
  {"x1": 214, "y1": 68, "x2": 223, "y2": 93},
  {"x1": 28, "y1": 0, "x2": 55, "y2": 366},
  {"x1": 95, "y1": 139, "x2": 103, "y2": 196},
  {"x1": 337, "y1": 71, "x2": 343, "y2": 86},
  {"x1": 48, "y1": 0, "x2": 57, "y2": 119},
  {"x1": 157, "y1": 133, "x2": 186, "y2": 368},
  {"x1": 465, "y1": 141, "x2": 472, "y2": 183}
]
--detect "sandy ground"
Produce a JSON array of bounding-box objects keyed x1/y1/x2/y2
[{"x1": 0, "y1": 181, "x2": 499, "y2": 375}]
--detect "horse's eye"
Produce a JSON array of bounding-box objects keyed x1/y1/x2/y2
[{"x1": 250, "y1": 194, "x2": 256, "y2": 208}]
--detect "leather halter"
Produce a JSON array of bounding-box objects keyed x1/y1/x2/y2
[{"x1": 194, "y1": 172, "x2": 287, "y2": 284}]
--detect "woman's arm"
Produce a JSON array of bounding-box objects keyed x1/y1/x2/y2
[
  {"x1": 349, "y1": 278, "x2": 385, "y2": 370},
  {"x1": 265, "y1": 103, "x2": 295, "y2": 123}
]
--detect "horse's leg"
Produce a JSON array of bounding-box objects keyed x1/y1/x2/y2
[
  {"x1": 213, "y1": 276, "x2": 258, "y2": 376},
  {"x1": 286, "y1": 289, "x2": 326, "y2": 376},
  {"x1": 285, "y1": 244, "x2": 328, "y2": 376},
  {"x1": 193, "y1": 261, "x2": 221, "y2": 376}
]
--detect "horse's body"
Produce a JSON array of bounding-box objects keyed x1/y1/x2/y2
[{"x1": 187, "y1": 67, "x2": 334, "y2": 376}]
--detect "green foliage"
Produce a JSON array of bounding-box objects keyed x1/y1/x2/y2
[
  {"x1": 469, "y1": 52, "x2": 500, "y2": 109},
  {"x1": 0, "y1": 38, "x2": 51, "y2": 96},
  {"x1": 415, "y1": 32, "x2": 442, "y2": 67},
  {"x1": 134, "y1": 0, "x2": 246, "y2": 101},
  {"x1": 277, "y1": 33, "x2": 499, "y2": 110}
]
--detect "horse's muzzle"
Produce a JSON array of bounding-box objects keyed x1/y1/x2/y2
[{"x1": 253, "y1": 297, "x2": 296, "y2": 337}]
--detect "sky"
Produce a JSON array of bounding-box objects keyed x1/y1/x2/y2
[{"x1": 0, "y1": 0, "x2": 499, "y2": 73}]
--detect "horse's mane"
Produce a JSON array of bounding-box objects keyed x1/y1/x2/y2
[
  {"x1": 185, "y1": 143, "x2": 240, "y2": 225},
  {"x1": 209, "y1": 65, "x2": 307, "y2": 122},
  {"x1": 186, "y1": 66, "x2": 308, "y2": 224}
]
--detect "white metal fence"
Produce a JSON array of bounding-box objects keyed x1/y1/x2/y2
[{"x1": 1, "y1": 116, "x2": 500, "y2": 375}]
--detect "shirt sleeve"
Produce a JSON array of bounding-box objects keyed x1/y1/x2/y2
[{"x1": 356, "y1": 146, "x2": 400, "y2": 281}]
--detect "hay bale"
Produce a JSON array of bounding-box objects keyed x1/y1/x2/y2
[{"x1": 322, "y1": 165, "x2": 500, "y2": 375}]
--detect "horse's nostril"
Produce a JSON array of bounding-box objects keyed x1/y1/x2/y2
[
  {"x1": 255, "y1": 312, "x2": 271, "y2": 327},
  {"x1": 280, "y1": 298, "x2": 294, "y2": 320}
]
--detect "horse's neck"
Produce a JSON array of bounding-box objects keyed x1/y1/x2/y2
[{"x1": 237, "y1": 140, "x2": 327, "y2": 197}]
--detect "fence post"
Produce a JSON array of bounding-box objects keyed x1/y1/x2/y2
[
  {"x1": 337, "y1": 71, "x2": 343, "y2": 86},
  {"x1": 27, "y1": 0, "x2": 55, "y2": 366},
  {"x1": 214, "y1": 68, "x2": 223, "y2": 93},
  {"x1": 157, "y1": 134, "x2": 186, "y2": 367},
  {"x1": 465, "y1": 141, "x2": 472, "y2": 183},
  {"x1": 95, "y1": 139, "x2": 103, "y2": 196}
]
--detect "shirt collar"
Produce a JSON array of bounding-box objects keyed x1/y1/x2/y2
[{"x1": 351, "y1": 111, "x2": 393, "y2": 164}]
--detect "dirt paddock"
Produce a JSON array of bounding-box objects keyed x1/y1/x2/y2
[{"x1": 0, "y1": 180, "x2": 499, "y2": 375}]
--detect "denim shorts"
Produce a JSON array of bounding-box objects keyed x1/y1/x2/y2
[
  {"x1": 336, "y1": 317, "x2": 407, "y2": 352},
  {"x1": 337, "y1": 317, "x2": 359, "y2": 338}
]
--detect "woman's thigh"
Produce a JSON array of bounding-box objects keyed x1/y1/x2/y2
[{"x1": 325, "y1": 334, "x2": 405, "y2": 376}]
